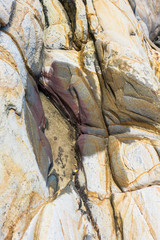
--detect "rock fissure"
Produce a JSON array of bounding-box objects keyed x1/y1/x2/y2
[{"x1": 1, "y1": 0, "x2": 160, "y2": 239}]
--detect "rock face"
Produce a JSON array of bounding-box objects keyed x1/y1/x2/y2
[
  {"x1": 1, "y1": 0, "x2": 160, "y2": 239},
  {"x1": 0, "y1": 0, "x2": 15, "y2": 27}
]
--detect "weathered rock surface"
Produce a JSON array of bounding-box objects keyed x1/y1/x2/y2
[
  {"x1": 0, "y1": 0, "x2": 15, "y2": 27},
  {"x1": 134, "y1": 0, "x2": 160, "y2": 41},
  {"x1": 1, "y1": 0, "x2": 160, "y2": 239},
  {"x1": 22, "y1": 182, "x2": 97, "y2": 240},
  {"x1": 0, "y1": 1, "x2": 52, "y2": 238},
  {"x1": 40, "y1": 92, "x2": 77, "y2": 191}
]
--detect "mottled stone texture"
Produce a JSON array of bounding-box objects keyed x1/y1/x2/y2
[
  {"x1": 1, "y1": 0, "x2": 160, "y2": 239},
  {"x1": 0, "y1": 0, "x2": 15, "y2": 27}
]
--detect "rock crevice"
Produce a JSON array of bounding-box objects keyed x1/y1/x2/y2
[{"x1": 1, "y1": 0, "x2": 160, "y2": 239}]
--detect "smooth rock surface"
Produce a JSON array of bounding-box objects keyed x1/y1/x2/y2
[
  {"x1": 3, "y1": 0, "x2": 45, "y2": 76},
  {"x1": 0, "y1": 30, "x2": 49, "y2": 239},
  {"x1": 134, "y1": 0, "x2": 160, "y2": 41},
  {"x1": 22, "y1": 182, "x2": 97, "y2": 240}
]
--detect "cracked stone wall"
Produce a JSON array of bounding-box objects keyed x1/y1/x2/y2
[{"x1": 0, "y1": 0, "x2": 160, "y2": 239}]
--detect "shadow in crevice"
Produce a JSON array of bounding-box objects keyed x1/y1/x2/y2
[{"x1": 59, "y1": 0, "x2": 77, "y2": 41}]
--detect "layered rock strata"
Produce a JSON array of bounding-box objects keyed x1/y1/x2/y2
[
  {"x1": 40, "y1": 0, "x2": 160, "y2": 239},
  {"x1": 1, "y1": 0, "x2": 160, "y2": 239},
  {"x1": 0, "y1": 0, "x2": 95, "y2": 239}
]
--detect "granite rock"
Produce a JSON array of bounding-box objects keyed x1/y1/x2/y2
[
  {"x1": 0, "y1": 0, "x2": 15, "y2": 27},
  {"x1": 1, "y1": 0, "x2": 160, "y2": 239}
]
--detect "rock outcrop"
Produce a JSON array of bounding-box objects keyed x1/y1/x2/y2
[
  {"x1": 1, "y1": 0, "x2": 160, "y2": 239},
  {"x1": 0, "y1": 0, "x2": 15, "y2": 27}
]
